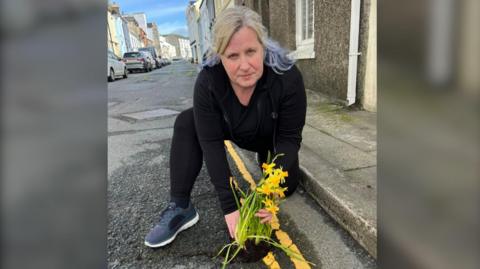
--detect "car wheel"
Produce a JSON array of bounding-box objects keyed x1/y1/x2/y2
[
  {"x1": 108, "y1": 68, "x2": 115, "y2": 82},
  {"x1": 123, "y1": 68, "x2": 128, "y2": 78}
]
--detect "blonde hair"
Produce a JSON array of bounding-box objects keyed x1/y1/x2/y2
[
  {"x1": 212, "y1": 6, "x2": 267, "y2": 55},
  {"x1": 203, "y1": 6, "x2": 295, "y2": 74}
]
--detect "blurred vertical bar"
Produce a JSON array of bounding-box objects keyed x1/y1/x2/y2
[
  {"x1": 1, "y1": 0, "x2": 107, "y2": 268},
  {"x1": 379, "y1": 0, "x2": 479, "y2": 268},
  {"x1": 426, "y1": 0, "x2": 454, "y2": 86},
  {"x1": 458, "y1": 0, "x2": 480, "y2": 94}
]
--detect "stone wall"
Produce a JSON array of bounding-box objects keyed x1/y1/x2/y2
[{"x1": 243, "y1": 0, "x2": 375, "y2": 109}]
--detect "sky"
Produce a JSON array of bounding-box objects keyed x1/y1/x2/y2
[{"x1": 112, "y1": 0, "x2": 191, "y2": 37}]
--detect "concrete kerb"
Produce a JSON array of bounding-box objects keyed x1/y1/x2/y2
[{"x1": 298, "y1": 164, "x2": 377, "y2": 258}]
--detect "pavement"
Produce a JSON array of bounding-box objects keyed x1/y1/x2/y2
[
  {"x1": 232, "y1": 88, "x2": 377, "y2": 258},
  {"x1": 300, "y1": 90, "x2": 377, "y2": 258}
]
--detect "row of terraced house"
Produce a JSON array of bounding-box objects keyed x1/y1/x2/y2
[{"x1": 107, "y1": 2, "x2": 192, "y2": 61}]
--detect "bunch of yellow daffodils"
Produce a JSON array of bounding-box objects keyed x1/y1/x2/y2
[{"x1": 216, "y1": 153, "x2": 307, "y2": 268}]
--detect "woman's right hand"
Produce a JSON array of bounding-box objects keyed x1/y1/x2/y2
[{"x1": 255, "y1": 208, "x2": 273, "y2": 224}]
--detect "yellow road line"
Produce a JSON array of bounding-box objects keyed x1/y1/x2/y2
[
  {"x1": 224, "y1": 140, "x2": 311, "y2": 269},
  {"x1": 263, "y1": 252, "x2": 281, "y2": 269},
  {"x1": 275, "y1": 230, "x2": 311, "y2": 269},
  {"x1": 224, "y1": 140, "x2": 256, "y2": 191}
]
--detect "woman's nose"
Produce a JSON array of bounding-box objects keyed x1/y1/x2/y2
[{"x1": 239, "y1": 57, "x2": 250, "y2": 71}]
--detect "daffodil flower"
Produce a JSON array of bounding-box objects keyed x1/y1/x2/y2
[
  {"x1": 267, "y1": 173, "x2": 281, "y2": 186},
  {"x1": 257, "y1": 182, "x2": 273, "y2": 195},
  {"x1": 271, "y1": 169, "x2": 288, "y2": 184},
  {"x1": 262, "y1": 162, "x2": 275, "y2": 175},
  {"x1": 274, "y1": 187, "x2": 288, "y2": 198},
  {"x1": 262, "y1": 198, "x2": 279, "y2": 215}
]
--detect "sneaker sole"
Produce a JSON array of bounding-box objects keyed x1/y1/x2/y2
[{"x1": 144, "y1": 212, "x2": 199, "y2": 248}]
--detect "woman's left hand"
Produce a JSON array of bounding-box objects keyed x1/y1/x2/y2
[
  {"x1": 255, "y1": 209, "x2": 273, "y2": 224},
  {"x1": 224, "y1": 210, "x2": 240, "y2": 239}
]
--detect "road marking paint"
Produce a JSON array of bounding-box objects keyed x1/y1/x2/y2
[
  {"x1": 275, "y1": 230, "x2": 311, "y2": 269},
  {"x1": 224, "y1": 140, "x2": 256, "y2": 190},
  {"x1": 271, "y1": 214, "x2": 280, "y2": 230},
  {"x1": 224, "y1": 140, "x2": 311, "y2": 269},
  {"x1": 263, "y1": 252, "x2": 281, "y2": 269}
]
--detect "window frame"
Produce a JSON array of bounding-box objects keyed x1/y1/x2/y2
[{"x1": 292, "y1": 0, "x2": 315, "y2": 59}]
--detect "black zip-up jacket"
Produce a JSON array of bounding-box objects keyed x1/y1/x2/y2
[{"x1": 193, "y1": 63, "x2": 306, "y2": 215}]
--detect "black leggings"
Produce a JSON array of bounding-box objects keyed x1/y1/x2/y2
[{"x1": 169, "y1": 108, "x2": 299, "y2": 203}]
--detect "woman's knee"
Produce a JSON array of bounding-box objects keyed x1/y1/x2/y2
[
  {"x1": 174, "y1": 108, "x2": 195, "y2": 134},
  {"x1": 282, "y1": 159, "x2": 300, "y2": 197},
  {"x1": 283, "y1": 176, "x2": 299, "y2": 197}
]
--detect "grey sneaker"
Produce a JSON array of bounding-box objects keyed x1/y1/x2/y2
[{"x1": 144, "y1": 202, "x2": 199, "y2": 248}]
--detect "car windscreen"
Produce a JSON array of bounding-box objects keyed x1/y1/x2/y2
[{"x1": 124, "y1": 52, "x2": 142, "y2": 58}]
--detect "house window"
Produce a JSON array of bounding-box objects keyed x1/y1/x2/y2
[{"x1": 292, "y1": 0, "x2": 315, "y2": 59}]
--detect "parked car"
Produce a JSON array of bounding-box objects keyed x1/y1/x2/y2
[
  {"x1": 155, "y1": 57, "x2": 163, "y2": 68},
  {"x1": 122, "y1": 51, "x2": 153, "y2": 73},
  {"x1": 139, "y1": 47, "x2": 161, "y2": 68},
  {"x1": 159, "y1": 58, "x2": 168, "y2": 66},
  {"x1": 142, "y1": 51, "x2": 157, "y2": 70},
  {"x1": 108, "y1": 50, "x2": 128, "y2": 82}
]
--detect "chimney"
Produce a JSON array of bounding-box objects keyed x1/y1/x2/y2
[{"x1": 110, "y1": 3, "x2": 121, "y2": 15}]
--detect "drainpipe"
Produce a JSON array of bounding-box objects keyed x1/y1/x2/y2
[{"x1": 347, "y1": 0, "x2": 362, "y2": 106}]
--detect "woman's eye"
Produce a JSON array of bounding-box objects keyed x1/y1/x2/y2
[
  {"x1": 228, "y1": 54, "x2": 238, "y2": 59},
  {"x1": 247, "y1": 49, "x2": 256, "y2": 55}
]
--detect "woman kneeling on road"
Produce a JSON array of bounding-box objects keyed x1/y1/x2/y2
[{"x1": 144, "y1": 6, "x2": 306, "y2": 248}]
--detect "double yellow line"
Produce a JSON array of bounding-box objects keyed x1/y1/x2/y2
[{"x1": 224, "y1": 140, "x2": 311, "y2": 269}]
